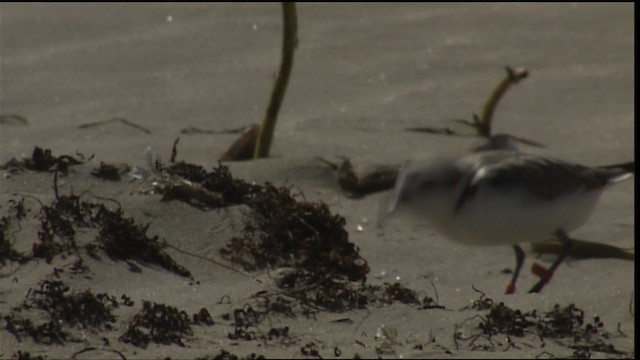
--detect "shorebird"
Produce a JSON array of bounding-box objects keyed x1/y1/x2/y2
[{"x1": 387, "y1": 149, "x2": 633, "y2": 293}]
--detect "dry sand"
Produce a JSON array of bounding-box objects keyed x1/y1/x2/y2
[{"x1": 0, "y1": 3, "x2": 634, "y2": 359}]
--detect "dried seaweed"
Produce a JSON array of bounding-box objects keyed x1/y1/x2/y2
[
  {"x1": 12, "y1": 351, "x2": 44, "y2": 360},
  {"x1": 26, "y1": 188, "x2": 192, "y2": 278},
  {"x1": 4, "y1": 279, "x2": 126, "y2": 344},
  {"x1": 376, "y1": 282, "x2": 444, "y2": 310},
  {"x1": 0, "y1": 198, "x2": 30, "y2": 265},
  {"x1": 192, "y1": 307, "x2": 215, "y2": 325},
  {"x1": 0, "y1": 147, "x2": 83, "y2": 175},
  {"x1": 227, "y1": 304, "x2": 262, "y2": 341},
  {"x1": 194, "y1": 349, "x2": 266, "y2": 360},
  {"x1": 92, "y1": 204, "x2": 192, "y2": 278},
  {"x1": 4, "y1": 316, "x2": 69, "y2": 345},
  {"x1": 91, "y1": 162, "x2": 130, "y2": 181},
  {"x1": 153, "y1": 160, "x2": 371, "y2": 310},
  {"x1": 479, "y1": 302, "x2": 533, "y2": 337},
  {"x1": 456, "y1": 292, "x2": 625, "y2": 356},
  {"x1": 29, "y1": 280, "x2": 119, "y2": 329},
  {"x1": 234, "y1": 185, "x2": 367, "y2": 282},
  {"x1": 33, "y1": 194, "x2": 90, "y2": 263},
  {"x1": 267, "y1": 326, "x2": 290, "y2": 340},
  {"x1": 300, "y1": 341, "x2": 322, "y2": 358},
  {"x1": 119, "y1": 301, "x2": 213, "y2": 348}
]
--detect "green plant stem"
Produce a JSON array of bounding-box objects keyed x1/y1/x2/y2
[
  {"x1": 254, "y1": 2, "x2": 298, "y2": 159},
  {"x1": 476, "y1": 66, "x2": 528, "y2": 137}
]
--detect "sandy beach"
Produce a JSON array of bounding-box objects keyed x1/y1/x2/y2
[{"x1": 1, "y1": 3, "x2": 634, "y2": 359}]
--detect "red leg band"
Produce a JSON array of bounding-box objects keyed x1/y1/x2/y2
[
  {"x1": 532, "y1": 262, "x2": 553, "y2": 282},
  {"x1": 505, "y1": 283, "x2": 516, "y2": 294}
]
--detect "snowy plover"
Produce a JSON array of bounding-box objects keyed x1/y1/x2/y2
[{"x1": 387, "y1": 150, "x2": 633, "y2": 293}]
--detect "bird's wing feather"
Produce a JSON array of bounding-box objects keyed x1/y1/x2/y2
[{"x1": 453, "y1": 152, "x2": 612, "y2": 213}]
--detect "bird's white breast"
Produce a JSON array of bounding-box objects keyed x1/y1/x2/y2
[{"x1": 438, "y1": 186, "x2": 604, "y2": 246}]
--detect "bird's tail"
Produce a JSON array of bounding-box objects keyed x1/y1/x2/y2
[{"x1": 598, "y1": 161, "x2": 634, "y2": 183}]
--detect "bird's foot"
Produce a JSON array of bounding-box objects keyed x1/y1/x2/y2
[{"x1": 529, "y1": 262, "x2": 553, "y2": 293}]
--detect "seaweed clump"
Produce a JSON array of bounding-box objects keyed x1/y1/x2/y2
[
  {"x1": 372, "y1": 281, "x2": 444, "y2": 310},
  {"x1": 194, "y1": 349, "x2": 266, "y2": 360},
  {"x1": 12, "y1": 351, "x2": 45, "y2": 360},
  {"x1": 91, "y1": 203, "x2": 192, "y2": 278},
  {"x1": 479, "y1": 302, "x2": 534, "y2": 338},
  {"x1": 0, "y1": 146, "x2": 84, "y2": 175},
  {"x1": 160, "y1": 161, "x2": 370, "y2": 311},
  {"x1": 478, "y1": 302, "x2": 612, "y2": 344},
  {"x1": 455, "y1": 291, "x2": 626, "y2": 356},
  {"x1": 28, "y1": 280, "x2": 119, "y2": 329},
  {"x1": 25, "y1": 187, "x2": 192, "y2": 278},
  {"x1": 4, "y1": 279, "x2": 126, "y2": 344},
  {"x1": 0, "y1": 198, "x2": 30, "y2": 265},
  {"x1": 4, "y1": 314, "x2": 69, "y2": 345},
  {"x1": 119, "y1": 301, "x2": 214, "y2": 348},
  {"x1": 32, "y1": 193, "x2": 90, "y2": 263}
]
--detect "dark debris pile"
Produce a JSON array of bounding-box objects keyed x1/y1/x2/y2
[
  {"x1": 195, "y1": 349, "x2": 266, "y2": 360},
  {"x1": 28, "y1": 280, "x2": 119, "y2": 329},
  {"x1": 14, "y1": 190, "x2": 192, "y2": 278},
  {"x1": 218, "y1": 302, "x2": 296, "y2": 347},
  {"x1": 456, "y1": 294, "x2": 625, "y2": 356},
  {"x1": 119, "y1": 300, "x2": 214, "y2": 348},
  {"x1": 1, "y1": 146, "x2": 190, "y2": 278},
  {"x1": 12, "y1": 351, "x2": 45, "y2": 360},
  {"x1": 161, "y1": 161, "x2": 373, "y2": 311},
  {"x1": 0, "y1": 146, "x2": 85, "y2": 175},
  {"x1": 4, "y1": 279, "x2": 129, "y2": 344},
  {"x1": 0, "y1": 198, "x2": 30, "y2": 265},
  {"x1": 91, "y1": 202, "x2": 192, "y2": 278},
  {"x1": 4, "y1": 313, "x2": 69, "y2": 345},
  {"x1": 371, "y1": 281, "x2": 444, "y2": 310},
  {"x1": 479, "y1": 302, "x2": 534, "y2": 338}
]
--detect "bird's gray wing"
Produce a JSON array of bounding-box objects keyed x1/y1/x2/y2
[{"x1": 453, "y1": 152, "x2": 613, "y2": 213}]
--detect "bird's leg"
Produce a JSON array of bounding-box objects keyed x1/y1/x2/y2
[
  {"x1": 506, "y1": 244, "x2": 525, "y2": 294},
  {"x1": 529, "y1": 229, "x2": 573, "y2": 293}
]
